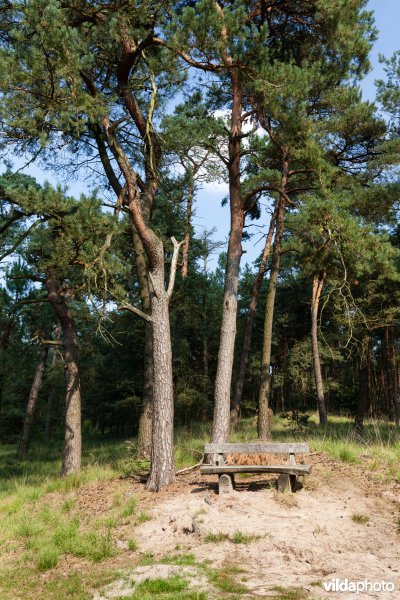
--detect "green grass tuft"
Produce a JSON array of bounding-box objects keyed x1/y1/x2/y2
[
  {"x1": 135, "y1": 510, "x2": 151, "y2": 524},
  {"x1": 271, "y1": 585, "x2": 309, "y2": 599},
  {"x1": 204, "y1": 532, "x2": 230, "y2": 543},
  {"x1": 231, "y1": 530, "x2": 261, "y2": 544},
  {"x1": 128, "y1": 538, "x2": 138, "y2": 551},
  {"x1": 121, "y1": 496, "x2": 137, "y2": 518},
  {"x1": 36, "y1": 545, "x2": 60, "y2": 571},
  {"x1": 351, "y1": 513, "x2": 370, "y2": 524}
]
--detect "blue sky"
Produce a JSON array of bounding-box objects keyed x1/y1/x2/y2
[{"x1": 5, "y1": 1, "x2": 400, "y2": 270}]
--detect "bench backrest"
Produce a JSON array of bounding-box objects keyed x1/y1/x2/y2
[{"x1": 204, "y1": 442, "x2": 309, "y2": 454}]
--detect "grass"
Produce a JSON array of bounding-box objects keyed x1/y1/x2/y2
[
  {"x1": 204, "y1": 532, "x2": 230, "y2": 543},
  {"x1": 135, "y1": 575, "x2": 188, "y2": 595},
  {"x1": 231, "y1": 530, "x2": 262, "y2": 544},
  {"x1": 205, "y1": 530, "x2": 261, "y2": 544},
  {"x1": 121, "y1": 496, "x2": 137, "y2": 518},
  {"x1": 135, "y1": 510, "x2": 151, "y2": 524},
  {"x1": 128, "y1": 538, "x2": 138, "y2": 551},
  {"x1": 351, "y1": 513, "x2": 370, "y2": 524},
  {"x1": 270, "y1": 585, "x2": 309, "y2": 600}
]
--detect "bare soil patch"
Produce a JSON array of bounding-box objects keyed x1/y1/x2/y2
[{"x1": 99, "y1": 454, "x2": 400, "y2": 599}]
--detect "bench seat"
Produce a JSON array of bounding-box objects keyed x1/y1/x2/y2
[
  {"x1": 200, "y1": 464, "x2": 311, "y2": 475},
  {"x1": 201, "y1": 441, "x2": 311, "y2": 494}
]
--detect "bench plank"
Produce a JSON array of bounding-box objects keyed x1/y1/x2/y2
[
  {"x1": 200, "y1": 464, "x2": 311, "y2": 475},
  {"x1": 204, "y1": 442, "x2": 309, "y2": 454}
]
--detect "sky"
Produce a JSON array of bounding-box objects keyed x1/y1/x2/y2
[{"x1": 5, "y1": 0, "x2": 400, "y2": 270}]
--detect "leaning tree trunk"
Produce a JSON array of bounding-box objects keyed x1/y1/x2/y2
[
  {"x1": 258, "y1": 194, "x2": 286, "y2": 440},
  {"x1": 18, "y1": 346, "x2": 49, "y2": 456},
  {"x1": 46, "y1": 272, "x2": 82, "y2": 476},
  {"x1": 311, "y1": 272, "x2": 328, "y2": 426},
  {"x1": 92, "y1": 122, "x2": 155, "y2": 459},
  {"x1": 231, "y1": 204, "x2": 278, "y2": 424},
  {"x1": 212, "y1": 68, "x2": 244, "y2": 444}
]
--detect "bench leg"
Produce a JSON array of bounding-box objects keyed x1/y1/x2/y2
[
  {"x1": 277, "y1": 473, "x2": 295, "y2": 493},
  {"x1": 218, "y1": 474, "x2": 235, "y2": 494}
]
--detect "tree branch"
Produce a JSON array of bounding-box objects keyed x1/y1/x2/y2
[
  {"x1": 167, "y1": 236, "x2": 184, "y2": 301},
  {"x1": 8, "y1": 273, "x2": 46, "y2": 283},
  {"x1": 118, "y1": 302, "x2": 152, "y2": 323}
]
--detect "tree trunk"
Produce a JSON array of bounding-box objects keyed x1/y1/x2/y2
[
  {"x1": 231, "y1": 204, "x2": 278, "y2": 424},
  {"x1": 0, "y1": 321, "x2": 12, "y2": 421},
  {"x1": 181, "y1": 172, "x2": 193, "y2": 280},
  {"x1": 258, "y1": 194, "x2": 286, "y2": 440},
  {"x1": 18, "y1": 346, "x2": 49, "y2": 456},
  {"x1": 93, "y1": 125, "x2": 155, "y2": 460},
  {"x1": 46, "y1": 272, "x2": 82, "y2": 476},
  {"x1": 130, "y1": 219, "x2": 154, "y2": 459},
  {"x1": 354, "y1": 336, "x2": 370, "y2": 433},
  {"x1": 212, "y1": 68, "x2": 244, "y2": 444},
  {"x1": 103, "y1": 104, "x2": 178, "y2": 490},
  {"x1": 146, "y1": 256, "x2": 176, "y2": 491},
  {"x1": 45, "y1": 327, "x2": 61, "y2": 440},
  {"x1": 391, "y1": 335, "x2": 400, "y2": 426},
  {"x1": 385, "y1": 327, "x2": 400, "y2": 426},
  {"x1": 311, "y1": 272, "x2": 328, "y2": 426}
]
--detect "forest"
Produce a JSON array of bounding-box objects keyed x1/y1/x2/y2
[{"x1": 0, "y1": 0, "x2": 399, "y2": 494}]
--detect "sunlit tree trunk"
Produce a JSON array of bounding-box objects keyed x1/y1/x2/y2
[
  {"x1": 212, "y1": 68, "x2": 244, "y2": 444},
  {"x1": 46, "y1": 272, "x2": 82, "y2": 476}
]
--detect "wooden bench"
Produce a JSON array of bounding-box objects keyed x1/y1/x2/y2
[{"x1": 200, "y1": 442, "x2": 311, "y2": 494}]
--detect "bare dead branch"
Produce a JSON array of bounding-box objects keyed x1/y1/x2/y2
[{"x1": 167, "y1": 236, "x2": 184, "y2": 300}]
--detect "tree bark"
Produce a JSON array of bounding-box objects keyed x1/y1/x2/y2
[
  {"x1": 130, "y1": 219, "x2": 154, "y2": 459},
  {"x1": 258, "y1": 194, "x2": 286, "y2": 440},
  {"x1": 0, "y1": 320, "x2": 12, "y2": 421},
  {"x1": 146, "y1": 259, "x2": 176, "y2": 490},
  {"x1": 311, "y1": 272, "x2": 328, "y2": 426},
  {"x1": 18, "y1": 346, "x2": 49, "y2": 456},
  {"x1": 354, "y1": 336, "x2": 370, "y2": 433},
  {"x1": 212, "y1": 68, "x2": 244, "y2": 444},
  {"x1": 46, "y1": 272, "x2": 82, "y2": 476},
  {"x1": 45, "y1": 333, "x2": 61, "y2": 440},
  {"x1": 385, "y1": 327, "x2": 400, "y2": 426},
  {"x1": 231, "y1": 204, "x2": 278, "y2": 424},
  {"x1": 181, "y1": 171, "x2": 194, "y2": 280}
]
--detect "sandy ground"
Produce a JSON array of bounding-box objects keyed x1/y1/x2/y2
[{"x1": 92, "y1": 453, "x2": 400, "y2": 599}]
